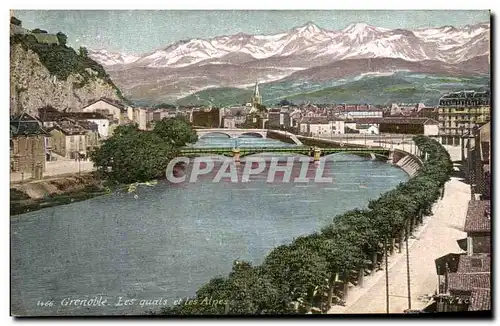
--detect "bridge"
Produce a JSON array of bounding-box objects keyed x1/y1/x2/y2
[
  {"x1": 196, "y1": 128, "x2": 268, "y2": 139},
  {"x1": 195, "y1": 128, "x2": 303, "y2": 145},
  {"x1": 179, "y1": 146, "x2": 392, "y2": 162}
]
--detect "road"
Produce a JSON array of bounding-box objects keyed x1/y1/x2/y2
[
  {"x1": 10, "y1": 160, "x2": 96, "y2": 183},
  {"x1": 327, "y1": 142, "x2": 469, "y2": 314}
]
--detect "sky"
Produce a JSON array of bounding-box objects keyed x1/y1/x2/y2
[{"x1": 13, "y1": 10, "x2": 490, "y2": 55}]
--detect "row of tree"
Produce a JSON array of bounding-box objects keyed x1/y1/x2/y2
[
  {"x1": 89, "y1": 118, "x2": 198, "y2": 184},
  {"x1": 156, "y1": 135, "x2": 453, "y2": 315}
]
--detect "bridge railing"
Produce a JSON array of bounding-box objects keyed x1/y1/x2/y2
[{"x1": 179, "y1": 146, "x2": 390, "y2": 153}]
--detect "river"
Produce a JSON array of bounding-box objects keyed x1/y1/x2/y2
[{"x1": 10, "y1": 135, "x2": 408, "y2": 316}]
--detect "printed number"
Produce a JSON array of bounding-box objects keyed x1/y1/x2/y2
[{"x1": 37, "y1": 300, "x2": 54, "y2": 307}]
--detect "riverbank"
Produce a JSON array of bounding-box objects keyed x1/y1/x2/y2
[
  {"x1": 328, "y1": 176, "x2": 470, "y2": 314},
  {"x1": 10, "y1": 173, "x2": 107, "y2": 216}
]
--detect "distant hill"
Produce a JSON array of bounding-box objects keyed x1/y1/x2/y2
[{"x1": 175, "y1": 72, "x2": 490, "y2": 107}]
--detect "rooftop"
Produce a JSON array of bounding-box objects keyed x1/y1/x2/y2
[
  {"x1": 82, "y1": 98, "x2": 126, "y2": 111},
  {"x1": 300, "y1": 117, "x2": 329, "y2": 124},
  {"x1": 10, "y1": 113, "x2": 48, "y2": 136},
  {"x1": 38, "y1": 107, "x2": 109, "y2": 121},
  {"x1": 50, "y1": 119, "x2": 87, "y2": 135},
  {"x1": 457, "y1": 255, "x2": 491, "y2": 274},
  {"x1": 469, "y1": 289, "x2": 491, "y2": 311},
  {"x1": 464, "y1": 200, "x2": 491, "y2": 233},
  {"x1": 440, "y1": 90, "x2": 490, "y2": 100},
  {"x1": 351, "y1": 117, "x2": 439, "y2": 125},
  {"x1": 448, "y1": 272, "x2": 490, "y2": 291}
]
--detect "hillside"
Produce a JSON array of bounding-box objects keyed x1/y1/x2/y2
[
  {"x1": 175, "y1": 72, "x2": 490, "y2": 107},
  {"x1": 10, "y1": 23, "x2": 127, "y2": 116}
]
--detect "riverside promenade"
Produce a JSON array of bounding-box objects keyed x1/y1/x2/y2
[
  {"x1": 328, "y1": 140, "x2": 469, "y2": 314},
  {"x1": 10, "y1": 160, "x2": 95, "y2": 183}
]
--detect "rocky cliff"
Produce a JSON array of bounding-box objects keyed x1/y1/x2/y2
[{"x1": 10, "y1": 40, "x2": 122, "y2": 116}]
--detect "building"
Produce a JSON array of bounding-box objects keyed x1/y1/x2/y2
[
  {"x1": 80, "y1": 98, "x2": 128, "y2": 124},
  {"x1": 77, "y1": 120, "x2": 100, "y2": 153},
  {"x1": 299, "y1": 117, "x2": 344, "y2": 137},
  {"x1": 416, "y1": 106, "x2": 439, "y2": 121},
  {"x1": 192, "y1": 107, "x2": 220, "y2": 128},
  {"x1": 10, "y1": 113, "x2": 48, "y2": 178},
  {"x1": 48, "y1": 119, "x2": 88, "y2": 159},
  {"x1": 38, "y1": 106, "x2": 110, "y2": 138},
  {"x1": 438, "y1": 90, "x2": 490, "y2": 146},
  {"x1": 330, "y1": 104, "x2": 384, "y2": 119},
  {"x1": 463, "y1": 200, "x2": 491, "y2": 256},
  {"x1": 356, "y1": 123, "x2": 379, "y2": 135},
  {"x1": 352, "y1": 117, "x2": 439, "y2": 135},
  {"x1": 222, "y1": 115, "x2": 246, "y2": 129},
  {"x1": 463, "y1": 122, "x2": 490, "y2": 200},
  {"x1": 31, "y1": 32, "x2": 60, "y2": 45},
  {"x1": 267, "y1": 108, "x2": 291, "y2": 130},
  {"x1": 433, "y1": 200, "x2": 491, "y2": 312},
  {"x1": 434, "y1": 253, "x2": 490, "y2": 312}
]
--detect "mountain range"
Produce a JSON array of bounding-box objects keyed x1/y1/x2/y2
[{"x1": 88, "y1": 21, "x2": 490, "y2": 106}]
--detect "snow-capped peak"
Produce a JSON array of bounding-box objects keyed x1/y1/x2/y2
[
  {"x1": 295, "y1": 21, "x2": 322, "y2": 34},
  {"x1": 340, "y1": 22, "x2": 389, "y2": 43},
  {"x1": 89, "y1": 21, "x2": 490, "y2": 69},
  {"x1": 88, "y1": 49, "x2": 139, "y2": 66}
]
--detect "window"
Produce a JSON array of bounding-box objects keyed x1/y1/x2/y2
[{"x1": 470, "y1": 258, "x2": 483, "y2": 268}]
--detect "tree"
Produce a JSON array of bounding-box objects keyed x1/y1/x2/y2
[
  {"x1": 262, "y1": 239, "x2": 329, "y2": 313},
  {"x1": 32, "y1": 28, "x2": 48, "y2": 34},
  {"x1": 89, "y1": 125, "x2": 179, "y2": 184},
  {"x1": 154, "y1": 103, "x2": 176, "y2": 109},
  {"x1": 153, "y1": 117, "x2": 198, "y2": 147},
  {"x1": 159, "y1": 261, "x2": 291, "y2": 315},
  {"x1": 56, "y1": 32, "x2": 67, "y2": 46},
  {"x1": 10, "y1": 16, "x2": 22, "y2": 26},
  {"x1": 256, "y1": 103, "x2": 267, "y2": 112},
  {"x1": 277, "y1": 99, "x2": 294, "y2": 107},
  {"x1": 79, "y1": 46, "x2": 89, "y2": 58}
]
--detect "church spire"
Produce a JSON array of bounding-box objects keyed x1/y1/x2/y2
[
  {"x1": 254, "y1": 81, "x2": 260, "y2": 98},
  {"x1": 251, "y1": 80, "x2": 262, "y2": 108}
]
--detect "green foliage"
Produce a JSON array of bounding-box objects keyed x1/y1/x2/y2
[
  {"x1": 89, "y1": 124, "x2": 179, "y2": 184},
  {"x1": 32, "y1": 28, "x2": 47, "y2": 33},
  {"x1": 10, "y1": 33, "x2": 128, "y2": 103},
  {"x1": 154, "y1": 103, "x2": 176, "y2": 109},
  {"x1": 153, "y1": 118, "x2": 198, "y2": 147},
  {"x1": 79, "y1": 46, "x2": 89, "y2": 58},
  {"x1": 160, "y1": 261, "x2": 292, "y2": 315},
  {"x1": 11, "y1": 16, "x2": 22, "y2": 26},
  {"x1": 90, "y1": 119, "x2": 198, "y2": 184},
  {"x1": 256, "y1": 103, "x2": 267, "y2": 112},
  {"x1": 153, "y1": 136, "x2": 453, "y2": 315},
  {"x1": 56, "y1": 32, "x2": 67, "y2": 46},
  {"x1": 262, "y1": 239, "x2": 329, "y2": 310}
]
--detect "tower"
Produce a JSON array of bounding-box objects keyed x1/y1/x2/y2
[{"x1": 251, "y1": 81, "x2": 262, "y2": 108}]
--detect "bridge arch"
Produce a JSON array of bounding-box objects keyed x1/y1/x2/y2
[
  {"x1": 242, "y1": 152, "x2": 310, "y2": 159},
  {"x1": 322, "y1": 151, "x2": 390, "y2": 161},
  {"x1": 238, "y1": 132, "x2": 264, "y2": 138},
  {"x1": 199, "y1": 132, "x2": 231, "y2": 139}
]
